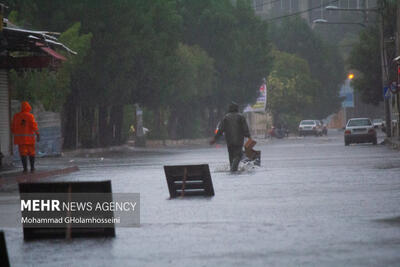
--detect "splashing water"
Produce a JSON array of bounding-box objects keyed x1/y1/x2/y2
[{"x1": 213, "y1": 160, "x2": 259, "y2": 173}]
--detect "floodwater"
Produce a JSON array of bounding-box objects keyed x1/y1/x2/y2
[{"x1": 2, "y1": 130, "x2": 400, "y2": 266}]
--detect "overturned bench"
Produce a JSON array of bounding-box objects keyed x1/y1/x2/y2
[
  {"x1": 19, "y1": 181, "x2": 115, "y2": 240},
  {"x1": 164, "y1": 164, "x2": 215, "y2": 198}
]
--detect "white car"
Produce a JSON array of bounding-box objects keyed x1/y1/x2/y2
[
  {"x1": 344, "y1": 118, "x2": 377, "y2": 146},
  {"x1": 298, "y1": 120, "x2": 322, "y2": 136}
]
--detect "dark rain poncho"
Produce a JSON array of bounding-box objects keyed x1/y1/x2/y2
[{"x1": 215, "y1": 110, "x2": 250, "y2": 147}]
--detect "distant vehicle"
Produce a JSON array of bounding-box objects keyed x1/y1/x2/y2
[
  {"x1": 268, "y1": 126, "x2": 288, "y2": 139},
  {"x1": 372, "y1": 119, "x2": 384, "y2": 129},
  {"x1": 298, "y1": 120, "x2": 322, "y2": 136},
  {"x1": 344, "y1": 118, "x2": 377, "y2": 146}
]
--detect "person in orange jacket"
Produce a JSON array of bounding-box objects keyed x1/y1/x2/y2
[{"x1": 11, "y1": 101, "x2": 40, "y2": 173}]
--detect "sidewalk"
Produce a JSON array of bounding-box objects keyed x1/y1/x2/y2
[
  {"x1": 0, "y1": 166, "x2": 79, "y2": 190},
  {"x1": 0, "y1": 140, "x2": 199, "y2": 189},
  {"x1": 384, "y1": 137, "x2": 400, "y2": 150},
  {"x1": 0, "y1": 137, "x2": 226, "y2": 189}
]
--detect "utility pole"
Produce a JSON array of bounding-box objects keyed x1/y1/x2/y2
[
  {"x1": 380, "y1": 0, "x2": 391, "y2": 137},
  {"x1": 362, "y1": 0, "x2": 391, "y2": 137},
  {"x1": 323, "y1": 1, "x2": 391, "y2": 136},
  {"x1": 396, "y1": 0, "x2": 400, "y2": 139}
]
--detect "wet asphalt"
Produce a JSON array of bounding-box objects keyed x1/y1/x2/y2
[{"x1": 2, "y1": 129, "x2": 400, "y2": 266}]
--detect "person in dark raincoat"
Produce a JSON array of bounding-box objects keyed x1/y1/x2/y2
[{"x1": 210, "y1": 102, "x2": 252, "y2": 172}]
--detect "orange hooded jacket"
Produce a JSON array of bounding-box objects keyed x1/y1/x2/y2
[{"x1": 11, "y1": 102, "x2": 39, "y2": 145}]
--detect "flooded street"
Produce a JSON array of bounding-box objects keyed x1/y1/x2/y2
[
  {"x1": 3, "y1": 130, "x2": 400, "y2": 266},
  {"x1": 2, "y1": 1, "x2": 399, "y2": 266}
]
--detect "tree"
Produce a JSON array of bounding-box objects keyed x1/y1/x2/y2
[
  {"x1": 6, "y1": 0, "x2": 274, "y2": 145},
  {"x1": 9, "y1": 22, "x2": 92, "y2": 112},
  {"x1": 179, "y1": 0, "x2": 272, "y2": 119},
  {"x1": 348, "y1": 0, "x2": 398, "y2": 106},
  {"x1": 270, "y1": 16, "x2": 344, "y2": 118},
  {"x1": 166, "y1": 43, "x2": 215, "y2": 139},
  {"x1": 348, "y1": 26, "x2": 381, "y2": 105},
  {"x1": 267, "y1": 50, "x2": 319, "y2": 129}
]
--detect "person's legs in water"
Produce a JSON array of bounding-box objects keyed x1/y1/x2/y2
[
  {"x1": 29, "y1": 156, "x2": 35, "y2": 172},
  {"x1": 230, "y1": 145, "x2": 243, "y2": 172},
  {"x1": 18, "y1": 145, "x2": 28, "y2": 173},
  {"x1": 27, "y1": 144, "x2": 36, "y2": 172},
  {"x1": 20, "y1": 155, "x2": 28, "y2": 173},
  {"x1": 227, "y1": 146, "x2": 234, "y2": 167}
]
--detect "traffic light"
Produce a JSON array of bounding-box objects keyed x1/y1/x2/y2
[{"x1": 348, "y1": 73, "x2": 354, "y2": 80}]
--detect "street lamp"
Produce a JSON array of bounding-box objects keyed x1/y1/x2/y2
[
  {"x1": 313, "y1": 18, "x2": 328, "y2": 23},
  {"x1": 325, "y1": 5, "x2": 338, "y2": 10},
  {"x1": 325, "y1": 5, "x2": 380, "y2": 13},
  {"x1": 324, "y1": 3, "x2": 391, "y2": 137},
  {"x1": 312, "y1": 19, "x2": 365, "y2": 27}
]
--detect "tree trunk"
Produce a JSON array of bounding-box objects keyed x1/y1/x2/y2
[
  {"x1": 80, "y1": 106, "x2": 95, "y2": 147},
  {"x1": 168, "y1": 108, "x2": 178, "y2": 140},
  {"x1": 110, "y1": 105, "x2": 124, "y2": 145},
  {"x1": 62, "y1": 95, "x2": 77, "y2": 149},
  {"x1": 98, "y1": 105, "x2": 109, "y2": 147}
]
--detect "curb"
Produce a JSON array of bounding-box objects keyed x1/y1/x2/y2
[
  {"x1": 0, "y1": 166, "x2": 79, "y2": 188},
  {"x1": 384, "y1": 137, "x2": 400, "y2": 150},
  {"x1": 63, "y1": 139, "x2": 211, "y2": 157}
]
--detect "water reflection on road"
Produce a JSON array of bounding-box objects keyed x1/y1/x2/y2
[{"x1": 4, "y1": 130, "x2": 400, "y2": 266}]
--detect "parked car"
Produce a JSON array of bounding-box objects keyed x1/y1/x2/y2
[
  {"x1": 344, "y1": 118, "x2": 377, "y2": 146},
  {"x1": 372, "y1": 118, "x2": 384, "y2": 129},
  {"x1": 298, "y1": 120, "x2": 322, "y2": 136}
]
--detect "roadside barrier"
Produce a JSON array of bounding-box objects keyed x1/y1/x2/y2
[
  {"x1": 19, "y1": 181, "x2": 115, "y2": 240},
  {"x1": 164, "y1": 164, "x2": 215, "y2": 198}
]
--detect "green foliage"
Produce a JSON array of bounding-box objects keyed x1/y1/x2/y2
[
  {"x1": 179, "y1": 0, "x2": 271, "y2": 108},
  {"x1": 347, "y1": 0, "x2": 397, "y2": 106},
  {"x1": 170, "y1": 43, "x2": 215, "y2": 102},
  {"x1": 10, "y1": 69, "x2": 60, "y2": 110},
  {"x1": 267, "y1": 50, "x2": 319, "y2": 125},
  {"x1": 122, "y1": 105, "x2": 135, "y2": 142},
  {"x1": 348, "y1": 26, "x2": 381, "y2": 105},
  {"x1": 6, "y1": 0, "x2": 271, "y2": 144},
  {"x1": 159, "y1": 43, "x2": 215, "y2": 139},
  {"x1": 9, "y1": 23, "x2": 92, "y2": 112},
  {"x1": 10, "y1": 66, "x2": 70, "y2": 112},
  {"x1": 270, "y1": 16, "x2": 344, "y2": 118},
  {"x1": 59, "y1": 22, "x2": 92, "y2": 68}
]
